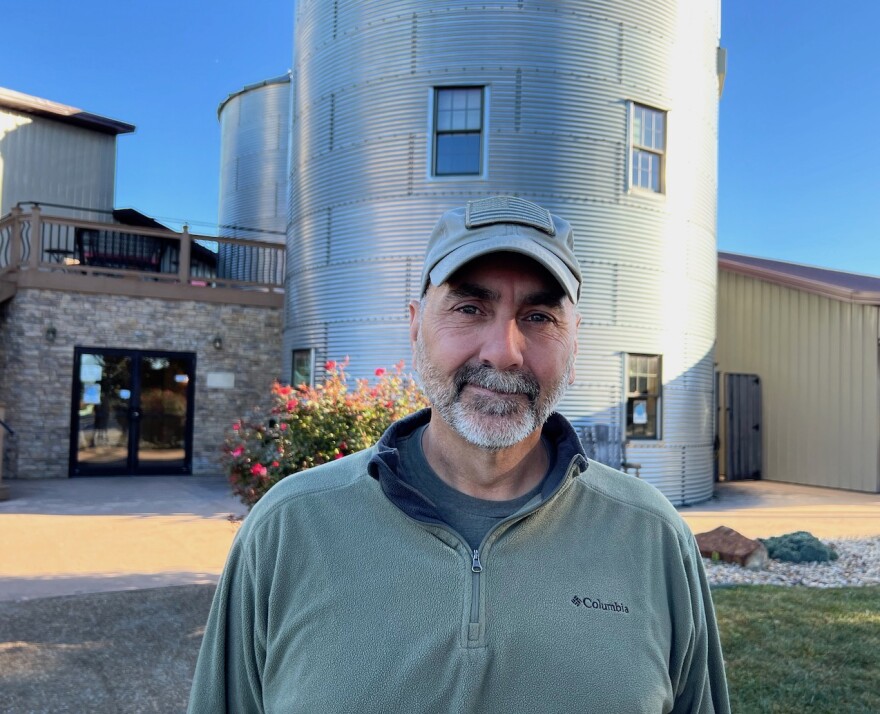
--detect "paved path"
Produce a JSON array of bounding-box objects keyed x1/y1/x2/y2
[
  {"x1": 678, "y1": 480, "x2": 880, "y2": 539},
  {"x1": 0, "y1": 475, "x2": 246, "y2": 602}
]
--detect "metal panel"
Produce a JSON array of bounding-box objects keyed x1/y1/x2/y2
[
  {"x1": 285, "y1": 0, "x2": 722, "y2": 504},
  {"x1": 0, "y1": 108, "x2": 116, "y2": 220},
  {"x1": 717, "y1": 269, "x2": 880, "y2": 493}
]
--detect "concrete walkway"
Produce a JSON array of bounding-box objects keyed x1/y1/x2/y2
[
  {"x1": 679, "y1": 480, "x2": 880, "y2": 540},
  {"x1": 1, "y1": 475, "x2": 878, "y2": 602},
  {"x1": 0, "y1": 475, "x2": 246, "y2": 602}
]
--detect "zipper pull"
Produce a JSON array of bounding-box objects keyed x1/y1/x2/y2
[{"x1": 472, "y1": 549, "x2": 483, "y2": 573}]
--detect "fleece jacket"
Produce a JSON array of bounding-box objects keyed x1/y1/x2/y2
[{"x1": 188, "y1": 409, "x2": 730, "y2": 714}]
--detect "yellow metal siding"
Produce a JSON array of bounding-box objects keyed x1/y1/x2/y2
[{"x1": 717, "y1": 270, "x2": 880, "y2": 493}]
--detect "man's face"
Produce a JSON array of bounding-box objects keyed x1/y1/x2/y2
[{"x1": 410, "y1": 252, "x2": 579, "y2": 450}]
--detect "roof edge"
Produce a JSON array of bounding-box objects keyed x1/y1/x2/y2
[
  {"x1": 217, "y1": 72, "x2": 292, "y2": 119},
  {"x1": 0, "y1": 86, "x2": 135, "y2": 135},
  {"x1": 718, "y1": 253, "x2": 880, "y2": 306}
]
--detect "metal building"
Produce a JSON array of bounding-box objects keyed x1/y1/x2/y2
[
  {"x1": 0, "y1": 86, "x2": 133, "y2": 222},
  {"x1": 717, "y1": 253, "x2": 880, "y2": 494},
  {"x1": 217, "y1": 74, "x2": 290, "y2": 283},
  {"x1": 284, "y1": 1, "x2": 726, "y2": 504}
]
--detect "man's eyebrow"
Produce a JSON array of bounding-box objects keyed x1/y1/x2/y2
[{"x1": 523, "y1": 289, "x2": 566, "y2": 309}]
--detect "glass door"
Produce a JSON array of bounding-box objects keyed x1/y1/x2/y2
[{"x1": 71, "y1": 348, "x2": 196, "y2": 476}]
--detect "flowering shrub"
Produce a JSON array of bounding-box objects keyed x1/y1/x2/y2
[{"x1": 223, "y1": 358, "x2": 429, "y2": 508}]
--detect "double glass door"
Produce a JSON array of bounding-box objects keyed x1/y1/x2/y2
[{"x1": 71, "y1": 348, "x2": 196, "y2": 476}]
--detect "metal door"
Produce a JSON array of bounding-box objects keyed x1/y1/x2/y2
[
  {"x1": 725, "y1": 373, "x2": 762, "y2": 480},
  {"x1": 70, "y1": 348, "x2": 196, "y2": 476}
]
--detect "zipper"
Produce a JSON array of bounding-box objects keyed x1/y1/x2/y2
[{"x1": 386, "y1": 454, "x2": 585, "y2": 645}]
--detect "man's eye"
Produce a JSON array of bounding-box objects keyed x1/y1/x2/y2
[
  {"x1": 524, "y1": 313, "x2": 553, "y2": 323},
  {"x1": 456, "y1": 305, "x2": 480, "y2": 315}
]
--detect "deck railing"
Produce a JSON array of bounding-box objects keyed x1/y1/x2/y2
[{"x1": 0, "y1": 206, "x2": 285, "y2": 306}]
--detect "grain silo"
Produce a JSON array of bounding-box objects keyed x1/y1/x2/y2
[
  {"x1": 284, "y1": 0, "x2": 725, "y2": 504},
  {"x1": 217, "y1": 74, "x2": 290, "y2": 281}
]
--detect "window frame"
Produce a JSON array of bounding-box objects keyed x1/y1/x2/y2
[
  {"x1": 624, "y1": 353, "x2": 662, "y2": 440},
  {"x1": 428, "y1": 85, "x2": 489, "y2": 181},
  {"x1": 291, "y1": 348, "x2": 315, "y2": 388},
  {"x1": 628, "y1": 102, "x2": 667, "y2": 194}
]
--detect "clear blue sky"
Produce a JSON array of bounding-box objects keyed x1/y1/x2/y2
[{"x1": 2, "y1": 1, "x2": 879, "y2": 275}]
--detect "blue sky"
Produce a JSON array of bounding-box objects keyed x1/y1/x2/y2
[{"x1": 2, "y1": 1, "x2": 879, "y2": 275}]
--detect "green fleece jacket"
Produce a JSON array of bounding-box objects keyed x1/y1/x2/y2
[{"x1": 189, "y1": 410, "x2": 729, "y2": 713}]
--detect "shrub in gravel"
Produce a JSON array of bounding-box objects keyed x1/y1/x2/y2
[{"x1": 759, "y1": 531, "x2": 838, "y2": 563}]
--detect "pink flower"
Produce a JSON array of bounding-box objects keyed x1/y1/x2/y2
[
  {"x1": 325, "y1": 360, "x2": 337, "y2": 371},
  {"x1": 334, "y1": 453, "x2": 344, "y2": 460},
  {"x1": 279, "y1": 423, "x2": 288, "y2": 431},
  {"x1": 232, "y1": 423, "x2": 240, "y2": 431},
  {"x1": 271, "y1": 460, "x2": 280, "y2": 468},
  {"x1": 374, "y1": 368, "x2": 386, "y2": 377},
  {"x1": 231, "y1": 446, "x2": 244, "y2": 457},
  {"x1": 286, "y1": 399, "x2": 298, "y2": 411},
  {"x1": 250, "y1": 463, "x2": 267, "y2": 477}
]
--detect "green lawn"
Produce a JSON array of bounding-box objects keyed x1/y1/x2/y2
[{"x1": 713, "y1": 585, "x2": 880, "y2": 713}]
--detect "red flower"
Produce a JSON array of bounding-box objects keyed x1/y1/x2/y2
[
  {"x1": 271, "y1": 460, "x2": 280, "y2": 468},
  {"x1": 232, "y1": 423, "x2": 240, "y2": 431},
  {"x1": 374, "y1": 368, "x2": 386, "y2": 377},
  {"x1": 277, "y1": 385, "x2": 293, "y2": 396},
  {"x1": 250, "y1": 463, "x2": 267, "y2": 477},
  {"x1": 339, "y1": 441, "x2": 347, "y2": 451},
  {"x1": 286, "y1": 399, "x2": 298, "y2": 411},
  {"x1": 231, "y1": 446, "x2": 244, "y2": 457},
  {"x1": 325, "y1": 360, "x2": 337, "y2": 371},
  {"x1": 334, "y1": 453, "x2": 344, "y2": 460},
  {"x1": 279, "y1": 423, "x2": 288, "y2": 431}
]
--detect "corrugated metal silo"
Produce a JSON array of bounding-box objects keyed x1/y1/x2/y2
[
  {"x1": 285, "y1": 0, "x2": 723, "y2": 504},
  {"x1": 217, "y1": 74, "x2": 291, "y2": 281}
]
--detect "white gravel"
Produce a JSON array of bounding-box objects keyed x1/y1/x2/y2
[{"x1": 703, "y1": 537, "x2": 880, "y2": 588}]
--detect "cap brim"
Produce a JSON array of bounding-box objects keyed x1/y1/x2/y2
[{"x1": 428, "y1": 236, "x2": 579, "y2": 303}]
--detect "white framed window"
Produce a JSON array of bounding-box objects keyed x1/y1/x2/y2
[
  {"x1": 431, "y1": 86, "x2": 485, "y2": 177},
  {"x1": 625, "y1": 354, "x2": 662, "y2": 440},
  {"x1": 291, "y1": 348, "x2": 315, "y2": 388},
  {"x1": 630, "y1": 104, "x2": 666, "y2": 193}
]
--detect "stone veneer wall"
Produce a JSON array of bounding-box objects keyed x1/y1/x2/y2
[{"x1": 0, "y1": 288, "x2": 281, "y2": 478}]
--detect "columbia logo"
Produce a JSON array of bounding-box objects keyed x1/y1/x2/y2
[{"x1": 570, "y1": 595, "x2": 630, "y2": 614}]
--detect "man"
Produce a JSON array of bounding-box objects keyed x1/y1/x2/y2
[{"x1": 189, "y1": 196, "x2": 730, "y2": 713}]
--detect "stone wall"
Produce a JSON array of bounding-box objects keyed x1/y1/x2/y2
[{"x1": 0, "y1": 289, "x2": 281, "y2": 478}]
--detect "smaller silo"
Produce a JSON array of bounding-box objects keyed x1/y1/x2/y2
[{"x1": 217, "y1": 73, "x2": 291, "y2": 282}]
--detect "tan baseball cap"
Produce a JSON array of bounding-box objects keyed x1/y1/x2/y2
[{"x1": 420, "y1": 196, "x2": 582, "y2": 302}]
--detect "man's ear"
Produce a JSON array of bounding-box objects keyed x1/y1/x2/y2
[{"x1": 408, "y1": 299, "x2": 420, "y2": 346}]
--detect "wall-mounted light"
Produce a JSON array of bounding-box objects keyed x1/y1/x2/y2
[
  {"x1": 212, "y1": 335, "x2": 223, "y2": 351},
  {"x1": 45, "y1": 325, "x2": 57, "y2": 343}
]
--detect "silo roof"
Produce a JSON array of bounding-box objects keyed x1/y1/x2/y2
[
  {"x1": 217, "y1": 72, "x2": 291, "y2": 119},
  {"x1": 0, "y1": 86, "x2": 135, "y2": 135},
  {"x1": 719, "y1": 251, "x2": 880, "y2": 305}
]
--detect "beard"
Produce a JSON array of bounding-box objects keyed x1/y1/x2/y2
[{"x1": 413, "y1": 331, "x2": 574, "y2": 450}]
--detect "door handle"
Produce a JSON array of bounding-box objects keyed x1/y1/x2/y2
[{"x1": 132, "y1": 411, "x2": 140, "y2": 419}]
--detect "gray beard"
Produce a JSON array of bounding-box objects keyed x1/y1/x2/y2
[{"x1": 413, "y1": 333, "x2": 573, "y2": 450}]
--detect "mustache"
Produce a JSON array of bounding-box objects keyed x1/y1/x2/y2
[{"x1": 453, "y1": 364, "x2": 540, "y2": 402}]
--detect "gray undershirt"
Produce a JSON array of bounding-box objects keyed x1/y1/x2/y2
[{"x1": 397, "y1": 425, "x2": 551, "y2": 550}]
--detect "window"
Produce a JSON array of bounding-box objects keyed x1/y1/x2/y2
[
  {"x1": 626, "y1": 354, "x2": 661, "y2": 439},
  {"x1": 630, "y1": 104, "x2": 666, "y2": 192},
  {"x1": 433, "y1": 87, "x2": 484, "y2": 176},
  {"x1": 291, "y1": 349, "x2": 314, "y2": 388}
]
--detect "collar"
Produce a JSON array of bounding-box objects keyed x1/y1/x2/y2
[{"x1": 368, "y1": 408, "x2": 588, "y2": 523}]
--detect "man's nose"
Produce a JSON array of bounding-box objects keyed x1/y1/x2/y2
[{"x1": 479, "y1": 318, "x2": 525, "y2": 370}]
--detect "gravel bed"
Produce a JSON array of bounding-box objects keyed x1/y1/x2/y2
[{"x1": 703, "y1": 536, "x2": 880, "y2": 588}]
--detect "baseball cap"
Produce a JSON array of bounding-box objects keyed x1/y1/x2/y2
[{"x1": 420, "y1": 196, "x2": 582, "y2": 302}]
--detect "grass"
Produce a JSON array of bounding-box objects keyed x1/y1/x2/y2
[{"x1": 713, "y1": 585, "x2": 880, "y2": 713}]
